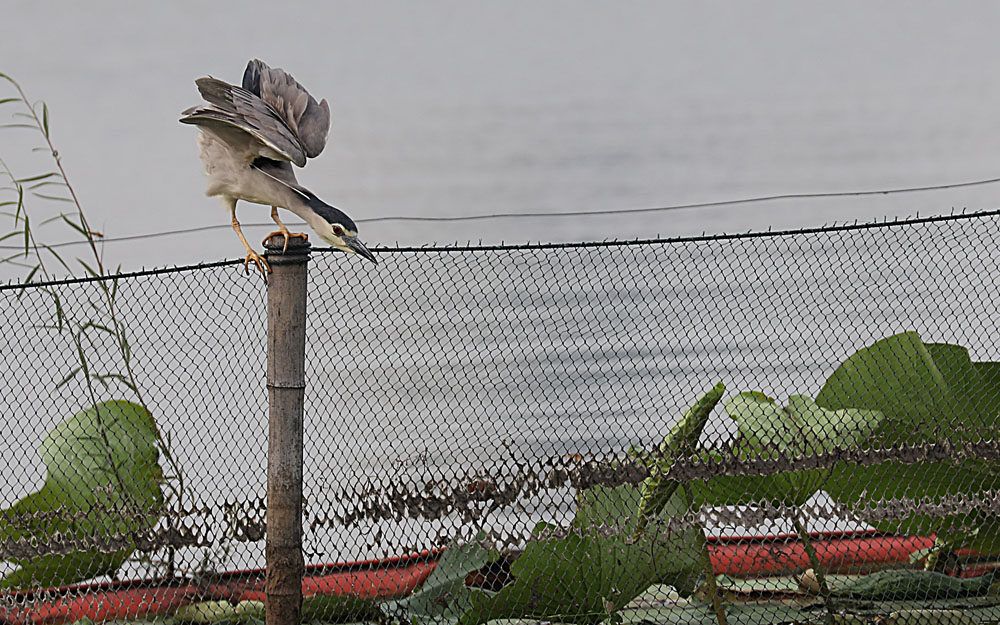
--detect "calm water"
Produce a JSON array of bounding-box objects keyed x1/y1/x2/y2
[
  {"x1": 2, "y1": 2, "x2": 1000, "y2": 575},
  {"x1": 1, "y1": 2, "x2": 999, "y2": 272}
]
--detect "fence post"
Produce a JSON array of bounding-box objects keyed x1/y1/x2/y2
[{"x1": 264, "y1": 234, "x2": 310, "y2": 625}]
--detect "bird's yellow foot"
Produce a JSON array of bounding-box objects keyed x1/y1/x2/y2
[
  {"x1": 244, "y1": 249, "x2": 271, "y2": 280},
  {"x1": 263, "y1": 230, "x2": 308, "y2": 254}
]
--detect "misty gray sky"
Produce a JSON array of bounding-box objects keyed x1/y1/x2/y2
[{"x1": 2, "y1": 1, "x2": 1000, "y2": 270}]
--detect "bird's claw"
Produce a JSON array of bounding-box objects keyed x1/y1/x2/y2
[
  {"x1": 244, "y1": 250, "x2": 271, "y2": 281},
  {"x1": 263, "y1": 230, "x2": 308, "y2": 254}
]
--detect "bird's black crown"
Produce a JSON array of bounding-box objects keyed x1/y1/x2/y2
[{"x1": 300, "y1": 188, "x2": 358, "y2": 233}]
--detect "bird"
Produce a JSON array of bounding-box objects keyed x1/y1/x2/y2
[{"x1": 180, "y1": 59, "x2": 376, "y2": 277}]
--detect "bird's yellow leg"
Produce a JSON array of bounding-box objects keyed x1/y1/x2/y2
[
  {"x1": 263, "y1": 206, "x2": 309, "y2": 253},
  {"x1": 230, "y1": 202, "x2": 270, "y2": 279}
]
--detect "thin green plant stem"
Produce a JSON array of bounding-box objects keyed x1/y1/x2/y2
[
  {"x1": 0, "y1": 166, "x2": 141, "y2": 526},
  {"x1": 793, "y1": 515, "x2": 836, "y2": 624},
  {"x1": 683, "y1": 483, "x2": 728, "y2": 625},
  {"x1": 1, "y1": 162, "x2": 141, "y2": 508}
]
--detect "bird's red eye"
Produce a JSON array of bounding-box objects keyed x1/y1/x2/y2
[{"x1": 332, "y1": 225, "x2": 343, "y2": 236}]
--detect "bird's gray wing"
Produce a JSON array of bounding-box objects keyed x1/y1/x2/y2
[
  {"x1": 181, "y1": 77, "x2": 308, "y2": 167},
  {"x1": 242, "y1": 59, "x2": 331, "y2": 159}
]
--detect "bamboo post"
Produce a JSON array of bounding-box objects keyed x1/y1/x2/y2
[{"x1": 264, "y1": 234, "x2": 310, "y2": 625}]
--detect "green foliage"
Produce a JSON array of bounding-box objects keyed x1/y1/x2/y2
[
  {"x1": 0, "y1": 400, "x2": 164, "y2": 588},
  {"x1": 819, "y1": 333, "x2": 967, "y2": 442},
  {"x1": 172, "y1": 597, "x2": 383, "y2": 625},
  {"x1": 815, "y1": 332, "x2": 1000, "y2": 552},
  {"x1": 388, "y1": 539, "x2": 498, "y2": 621},
  {"x1": 301, "y1": 594, "x2": 385, "y2": 623},
  {"x1": 460, "y1": 485, "x2": 701, "y2": 625},
  {"x1": 729, "y1": 393, "x2": 883, "y2": 456},
  {"x1": 457, "y1": 387, "x2": 715, "y2": 624},
  {"x1": 634, "y1": 383, "x2": 723, "y2": 536},
  {"x1": 689, "y1": 394, "x2": 884, "y2": 508},
  {"x1": 173, "y1": 601, "x2": 256, "y2": 624},
  {"x1": 827, "y1": 569, "x2": 998, "y2": 601}
]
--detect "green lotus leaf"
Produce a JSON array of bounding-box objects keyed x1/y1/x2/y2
[{"x1": 0, "y1": 400, "x2": 164, "y2": 589}]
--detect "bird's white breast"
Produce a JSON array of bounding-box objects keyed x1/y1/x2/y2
[
  {"x1": 196, "y1": 131, "x2": 243, "y2": 198},
  {"x1": 195, "y1": 131, "x2": 288, "y2": 207}
]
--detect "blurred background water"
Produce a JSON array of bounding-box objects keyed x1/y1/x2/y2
[
  {"x1": 2, "y1": 1, "x2": 1000, "y2": 575},
  {"x1": 1, "y1": 1, "x2": 1000, "y2": 270}
]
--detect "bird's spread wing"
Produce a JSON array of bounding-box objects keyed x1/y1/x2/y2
[
  {"x1": 180, "y1": 78, "x2": 309, "y2": 167},
  {"x1": 242, "y1": 59, "x2": 331, "y2": 159}
]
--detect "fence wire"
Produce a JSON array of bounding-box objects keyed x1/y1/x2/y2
[{"x1": 0, "y1": 211, "x2": 999, "y2": 624}]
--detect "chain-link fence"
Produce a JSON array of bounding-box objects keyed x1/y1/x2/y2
[{"x1": 1, "y1": 210, "x2": 999, "y2": 624}]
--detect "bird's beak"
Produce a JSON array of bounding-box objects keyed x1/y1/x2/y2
[{"x1": 345, "y1": 235, "x2": 377, "y2": 264}]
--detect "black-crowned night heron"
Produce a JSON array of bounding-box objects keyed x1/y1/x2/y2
[{"x1": 181, "y1": 59, "x2": 375, "y2": 276}]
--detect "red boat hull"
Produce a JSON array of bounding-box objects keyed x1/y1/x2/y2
[{"x1": 0, "y1": 532, "x2": 948, "y2": 625}]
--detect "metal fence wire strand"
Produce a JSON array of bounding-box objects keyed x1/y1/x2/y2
[{"x1": 0, "y1": 210, "x2": 999, "y2": 624}]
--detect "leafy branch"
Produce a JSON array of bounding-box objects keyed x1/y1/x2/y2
[{"x1": 0, "y1": 72, "x2": 185, "y2": 576}]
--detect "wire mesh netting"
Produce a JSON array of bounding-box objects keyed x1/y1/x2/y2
[{"x1": 1, "y1": 211, "x2": 999, "y2": 624}]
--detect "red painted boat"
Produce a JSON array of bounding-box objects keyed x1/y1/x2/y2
[
  {"x1": 0, "y1": 552, "x2": 440, "y2": 625},
  {"x1": 0, "y1": 532, "x2": 962, "y2": 625},
  {"x1": 706, "y1": 529, "x2": 934, "y2": 577}
]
